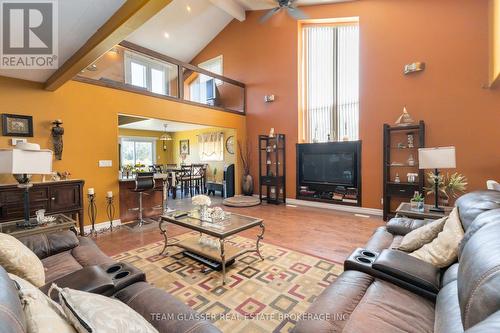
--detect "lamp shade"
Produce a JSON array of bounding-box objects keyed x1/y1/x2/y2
[
  {"x1": 418, "y1": 147, "x2": 456, "y2": 170},
  {"x1": 0, "y1": 149, "x2": 53, "y2": 174}
]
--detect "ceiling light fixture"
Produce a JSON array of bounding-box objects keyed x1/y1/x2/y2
[
  {"x1": 159, "y1": 124, "x2": 172, "y2": 151},
  {"x1": 186, "y1": 5, "x2": 191, "y2": 12},
  {"x1": 86, "y1": 64, "x2": 98, "y2": 71},
  {"x1": 164, "y1": 32, "x2": 170, "y2": 39}
]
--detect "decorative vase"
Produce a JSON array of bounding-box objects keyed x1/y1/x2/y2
[
  {"x1": 410, "y1": 199, "x2": 424, "y2": 212},
  {"x1": 198, "y1": 204, "x2": 208, "y2": 219},
  {"x1": 242, "y1": 174, "x2": 254, "y2": 196}
]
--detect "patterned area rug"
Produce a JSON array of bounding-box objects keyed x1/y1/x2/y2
[{"x1": 112, "y1": 232, "x2": 343, "y2": 332}]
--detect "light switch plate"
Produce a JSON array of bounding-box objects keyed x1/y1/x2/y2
[
  {"x1": 99, "y1": 160, "x2": 113, "y2": 167},
  {"x1": 11, "y1": 138, "x2": 27, "y2": 146}
]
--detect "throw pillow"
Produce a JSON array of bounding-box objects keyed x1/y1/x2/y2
[
  {"x1": 410, "y1": 207, "x2": 464, "y2": 268},
  {"x1": 398, "y1": 216, "x2": 447, "y2": 252},
  {"x1": 9, "y1": 274, "x2": 76, "y2": 333},
  {"x1": 52, "y1": 285, "x2": 158, "y2": 333},
  {"x1": 0, "y1": 233, "x2": 45, "y2": 287}
]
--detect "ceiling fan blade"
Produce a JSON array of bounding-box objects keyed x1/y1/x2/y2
[
  {"x1": 259, "y1": 7, "x2": 281, "y2": 23},
  {"x1": 286, "y1": 6, "x2": 308, "y2": 20}
]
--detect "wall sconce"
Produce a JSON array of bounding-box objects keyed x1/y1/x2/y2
[
  {"x1": 51, "y1": 119, "x2": 64, "y2": 160},
  {"x1": 264, "y1": 94, "x2": 275, "y2": 103},
  {"x1": 404, "y1": 62, "x2": 426, "y2": 75}
]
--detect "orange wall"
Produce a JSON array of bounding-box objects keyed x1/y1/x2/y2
[
  {"x1": 193, "y1": 0, "x2": 500, "y2": 209},
  {"x1": 0, "y1": 77, "x2": 246, "y2": 225}
]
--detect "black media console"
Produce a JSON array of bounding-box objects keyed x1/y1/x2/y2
[{"x1": 296, "y1": 141, "x2": 361, "y2": 206}]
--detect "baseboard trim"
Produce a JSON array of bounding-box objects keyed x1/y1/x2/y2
[
  {"x1": 286, "y1": 198, "x2": 382, "y2": 216},
  {"x1": 83, "y1": 219, "x2": 122, "y2": 233},
  {"x1": 253, "y1": 194, "x2": 382, "y2": 216}
]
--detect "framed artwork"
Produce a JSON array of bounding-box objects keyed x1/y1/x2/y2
[
  {"x1": 179, "y1": 139, "x2": 190, "y2": 155},
  {"x1": 225, "y1": 135, "x2": 235, "y2": 154},
  {"x1": 2, "y1": 114, "x2": 33, "y2": 137}
]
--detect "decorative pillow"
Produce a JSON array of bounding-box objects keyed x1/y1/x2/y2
[
  {"x1": 410, "y1": 207, "x2": 464, "y2": 268},
  {"x1": 0, "y1": 233, "x2": 45, "y2": 287},
  {"x1": 52, "y1": 285, "x2": 158, "y2": 333},
  {"x1": 9, "y1": 274, "x2": 76, "y2": 333},
  {"x1": 398, "y1": 216, "x2": 447, "y2": 252}
]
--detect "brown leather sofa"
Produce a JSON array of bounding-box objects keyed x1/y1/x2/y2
[
  {"x1": 0, "y1": 231, "x2": 220, "y2": 333},
  {"x1": 294, "y1": 190, "x2": 500, "y2": 333}
]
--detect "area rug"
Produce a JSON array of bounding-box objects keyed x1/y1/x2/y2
[{"x1": 112, "y1": 232, "x2": 343, "y2": 332}]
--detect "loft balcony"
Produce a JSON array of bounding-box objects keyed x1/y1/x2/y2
[{"x1": 74, "y1": 42, "x2": 245, "y2": 115}]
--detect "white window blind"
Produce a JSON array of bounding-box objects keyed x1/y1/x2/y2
[
  {"x1": 302, "y1": 23, "x2": 359, "y2": 142},
  {"x1": 198, "y1": 132, "x2": 224, "y2": 162}
]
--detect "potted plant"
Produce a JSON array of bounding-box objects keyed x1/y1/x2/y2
[
  {"x1": 424, "y1": 172, "x2": 468, "y2": 205},
  {"x1": 410, "y1": 191, "x2": 424, "y2": 212},
  {"x1": 238, "y1": 140, "x2": 253, "y2": 196}
]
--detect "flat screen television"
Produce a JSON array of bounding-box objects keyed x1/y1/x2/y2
[
  {"x1": 297, "y1": 141, "x2": 361, "y2": 187},
  {"x1": 302, "y1": 152, "x2": 355, "y2": 185}
]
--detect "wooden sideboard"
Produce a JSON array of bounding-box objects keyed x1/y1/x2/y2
[{"x1": 0, "y1": 179, "x2": 85, "y2": 235}]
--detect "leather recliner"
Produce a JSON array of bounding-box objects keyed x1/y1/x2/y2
[{"x1": 294, "y1": 190, "x2": 500, "y2": 333}]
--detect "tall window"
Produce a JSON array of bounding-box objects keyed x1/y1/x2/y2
[
  {"x1": 301, "y1": 22, "x2": 359, "y2": 142},
  {"x1": 124, "y1": 51, "x2": 176, "y2": 96},
  {"x1": 120, "y1": 137, "x2": 156, "y2": 167},
  {"x1": 190, "y1": 55, "x2": 223, "y2": 104}
]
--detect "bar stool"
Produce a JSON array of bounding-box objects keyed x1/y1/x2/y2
[{"x1": 127, "y1": 172, "x2": 156, "y2": 228}]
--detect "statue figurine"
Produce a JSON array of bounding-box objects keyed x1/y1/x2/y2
[
  {"x1": 395, "y1": 106, "x2": 415, "y2": 126},
  {"x1": 51, "y1": 120, "x2": 64, "y2": 160}
]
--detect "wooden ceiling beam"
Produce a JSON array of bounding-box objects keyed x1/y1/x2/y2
[
  {"x1": 44, "y1": 0, "x2": 172, "y2": 91},
  {"x1": 209, "y1": 0, "x2": 246, "y2": 22}
]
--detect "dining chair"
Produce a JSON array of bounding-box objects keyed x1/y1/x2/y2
[{"x1": 179, "y1": 165, "x2": 192, "y2": 197}]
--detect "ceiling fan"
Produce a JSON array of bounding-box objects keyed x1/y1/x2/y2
[{"x1": 259, "y1": 0, "x2": 308, "y2": 23}]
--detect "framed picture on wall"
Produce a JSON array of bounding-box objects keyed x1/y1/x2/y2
[
  {"x1": 180, "y1": 139, "x2": 190, "y2": 155},
  {"x1": 1, "y1": 114, "x2": 33, "y2": 137}
]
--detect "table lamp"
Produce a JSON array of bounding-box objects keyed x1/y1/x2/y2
[
  {"x1": 0, "y1": 143, "x2": 53, "y2": 227},
  {"x1": 418, "y1": 146, "x2": 456, "y2": 212}
]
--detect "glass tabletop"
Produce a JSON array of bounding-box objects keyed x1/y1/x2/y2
[
  {"x1": 162, "y1": 210, "x2": 263, "y2": 238},
  {"x1": 0, "y1": 214, "x2": 76, "y2": 236}
]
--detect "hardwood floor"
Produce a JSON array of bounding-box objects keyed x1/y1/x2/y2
[{"x1": 95, "y1": 197, "x2": 385, "y2": 263}]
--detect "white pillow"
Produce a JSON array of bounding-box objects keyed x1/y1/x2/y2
[
  {"x1": 52, "y1": 285, "x2": 159, "y2": 333},
  {"x1": 0, "y1": 233, "x2": 45, "y2": 286},
  {"x1": 9, "y1": 274, "x2": 76, "y2": 333}
]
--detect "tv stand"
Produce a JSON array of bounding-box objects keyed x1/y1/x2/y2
[{"x1": 296, "y1": 142, "x2": 361, "y2": 207}]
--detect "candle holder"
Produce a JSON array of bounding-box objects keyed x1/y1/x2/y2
[
  {"x1": 106, "y1": 196, "x2": 116, "y2": 232},
  {"x1": 87, "y1": 193, "x2": 97, "y2": 237}
]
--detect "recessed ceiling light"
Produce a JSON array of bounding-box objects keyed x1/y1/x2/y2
[
  {"x1": 164, "y1": 32, "x2": 170, "y2": 39},
  {"x1": 186, "y1": 5, "x2": 191, "y2": 12}
]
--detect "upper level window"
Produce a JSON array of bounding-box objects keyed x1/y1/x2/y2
[
  {"x1": 124, "y1": 51, "x2": 176, "y2": 96},
  {"x1": 300, "y1": 21, "x2": 359, "y2": 142},
  {"x1": 120, "y1": 137, "x2": 156, "y2": 167},
  {"x1": 190, "y1": 55, "x2": 223, "y2": 104}
]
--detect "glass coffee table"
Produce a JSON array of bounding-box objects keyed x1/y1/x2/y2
[{"x1": 159, "y1": 210, "x2": 265, "y2": 285}]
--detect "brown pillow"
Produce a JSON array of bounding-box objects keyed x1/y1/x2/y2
[
  {"x1": 398, "y1": 216, "x2": 447, "y2": 252},
  {"x1": 410, "y1": 207, "x2": 464, "y2": 268}
]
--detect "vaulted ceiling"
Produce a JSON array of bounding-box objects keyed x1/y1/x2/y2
[{"x1": 0, "y1": 0, "x2": 352, "y2": 83}]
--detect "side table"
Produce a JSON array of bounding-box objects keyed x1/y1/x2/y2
[
  {"x1": 395, "y1": 202, "x2": 453, "y2": 220},
  {"x1": 0, "y1": 214, "x2": 78, "y2": 238}
]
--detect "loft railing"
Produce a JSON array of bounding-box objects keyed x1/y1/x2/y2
[{"x1": 74, "y1": 41, "x2": 245, "y2": 115}]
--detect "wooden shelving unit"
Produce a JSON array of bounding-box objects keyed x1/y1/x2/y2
[
  {"x1": 383, "y1": 121, "x2": 425, "y2": 220},
  {"x1": 258, "y1": 134, "x2": 286, "y2": 205}
]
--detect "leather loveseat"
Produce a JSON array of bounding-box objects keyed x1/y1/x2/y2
[
  {"x1": 0, "y1": 230, "x2": 220, "y2": 333},
  {"x1": 294, "y1": 190, "x2": 500, "y2": 333}
]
